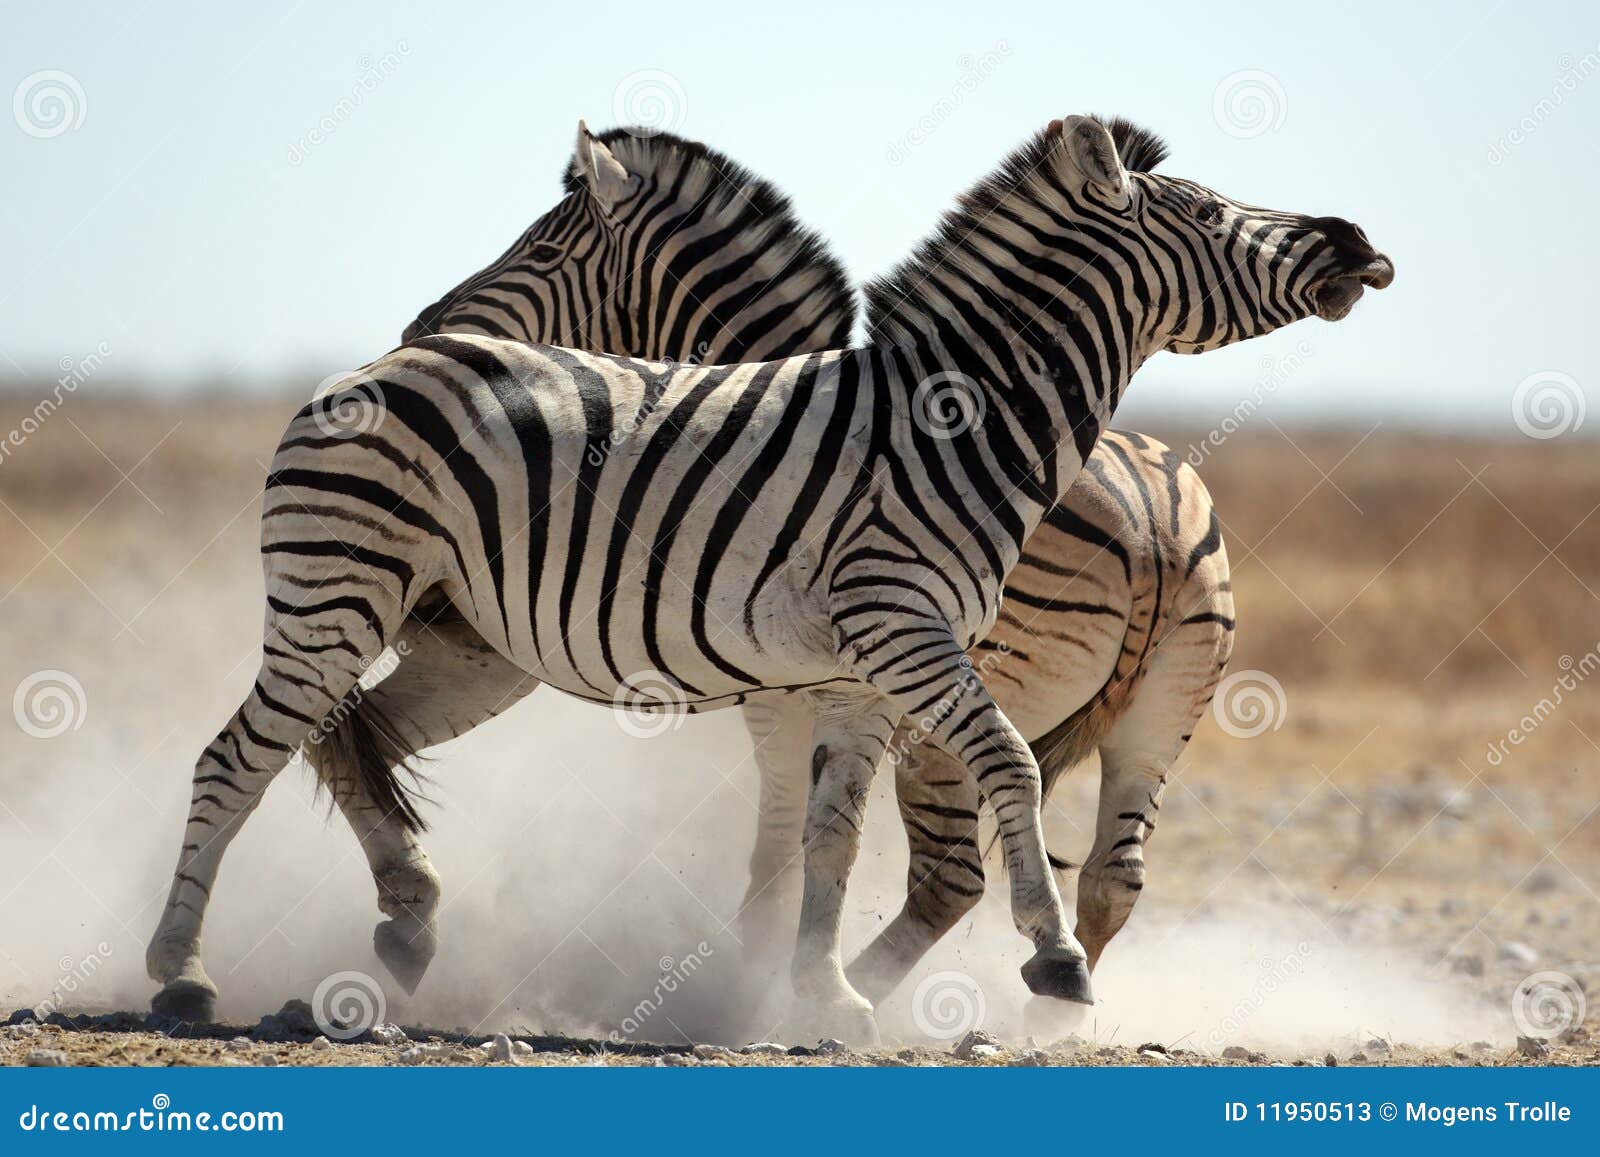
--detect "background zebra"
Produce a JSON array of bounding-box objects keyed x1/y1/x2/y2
[
  {"x1": 146, "y1": 114, "x2": 1391, "y2": 1040},
  {"x1": 395, "y1": 123, "x2": 1238, "y2": 1010}
]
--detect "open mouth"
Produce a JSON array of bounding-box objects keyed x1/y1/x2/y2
[{"x1": 1312, "y1": 256, "x2": 1395, "y2": 321}]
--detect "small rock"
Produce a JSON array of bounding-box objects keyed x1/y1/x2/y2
[
  {"x1": 657, "y1": 1052, "x2": 694, "y2": 1066},
  {"x1": 259, "y1": 1054, "x2": 279, "y2": 1067},
  {"x1": 1138, "y1": 1049, "x2": 1171, "y2": 1064},
  {"x1": 896, "y1": 1047, "x2": 917, "y2": 1061},
  {"x1": 25, "y1": 1048, "x2": 70, "y2": 1067},
  {"x1": 513, "y1": 1040, "x2": 534, "y2": 1058},
  {"x1": 1324, "y1": 1053, "x2": 1338, "y2": 1067},
  {"x1": 1221, "y1": 1045, "x2": 1251, "y2": 1060},
  {"x1": 969, "y1": 1044, "x2": 1003, "y2": 1060},
  {"x1": 1471, "y1": 1040, "x2": 1493, "y2": 1052},
  {"x1": 692, "y1": 1043, "x2": 733, "y2": 1060},
  {"x1": 1523, "y1": 867, "x2": 1560, "y2": 894},
  {"x1": 1559, "y1": 1026, "x2": 1589, "y2": 1045},
  {"x1": 1517, "y1": 1035, "x2": 1549, "y2": 1059},
  {"x1": 490, "y1": 1033, "x2": 514, "y2": 1063},
  {"x1": 5, "y1": 1022, "x2": 39, "y2": 1039},
  {"x1": 399, "y1": 1043, "x2": 445, "y2": 1065},
  {"x1": 311, "y1": 1036, "x2": 333, "y2": 1052},
  {"x1": 226, "y1": 1037, "x2": 252, "y2": 1052},
  {"x1": 786, "y1": 1045, "x2": 816, "y2": 1057},
  {"x1": 1499, "y1": 940, "x2": 1539, "y2": 966},
  {"x1": 7, "y1": 1009, "x2": 38, "y2": 1026},
  {"x1": 1349, "y1": 1052, "x2": 1368, "y2": 1063},
  {"x1": 1137, "y1": 1041, "x2": 1168, "y2": 1054},
  {"x1": 1017, "y1": 1048, "x2": 1049, "y2": 1066},
  {"x1": 814, "y1": 1038, "x2": 848, "y2": 1056},
  {"x1": 370, "y1": 1023, "x2": 407, "y2": 1046},
  {"x1": 740, "y1": 1041, "x2": 787, "y2": 1055},
  {"x1": 1365, "y1": 1037, "x2": 1392, "y2": 1054},
  {"x1": 953, "y1": 1029, "x2": 1002, "y2": 1059},
  {"x1": 1248, "y1": 1051, "x2": 1268, "y2": 1063}
]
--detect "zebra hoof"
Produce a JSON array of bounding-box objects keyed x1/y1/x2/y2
[
  {"x1": 374, "y1": 919, "x2": 436, "y2": 995},
  {"x1": 150, "y1": 979, "x2": 218, "y2": 1024},
  {"x1": 795, "y1": 993, "x2": 880, "y2": 1047},
  {"x1": 1020, "y1": 948, "x2": 1094, "y2": 1005}
]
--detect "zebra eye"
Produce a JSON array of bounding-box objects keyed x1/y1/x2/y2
[
  {"x1": 526, "y1": 241, "x2": 565, "y2": 267},
  {"x1": 1196, "y1": 200, "x2": 1224, "y2": 227}
]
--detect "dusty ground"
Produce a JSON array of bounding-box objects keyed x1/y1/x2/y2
[{"x1": 1, "y1": 396, "x2": 1597, "y2": 1066}]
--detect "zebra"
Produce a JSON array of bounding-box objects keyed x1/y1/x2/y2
[
  {"x1": 146, "y1": 114, "x2": 1392, "y2": 1040},
  {"x1": 393, "y1": 122, "x2": 1238, "y2": 1007}
]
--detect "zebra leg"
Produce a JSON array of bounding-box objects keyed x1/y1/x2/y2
[
  {"x1": 790, "y1": 688, "x2": 897, "y2": 1044},
  {"x1": 1075, "y1": 748, "x2": 1169, "y2": 970},
  {"x1": 315, "y1": 607, "x2": 541, "y2": 993},
  {"x1": 869, "y1": 663, "x2": 1089, "y2": 1004},
  {"x1": 146, "y1": 601, "x2": 398, "y2": 1022},
  {"x1": 735, "y1": 694, "x2": 814, "y2": 979},
  {"x1": 846, "y1": 728, "x2": 985, "y2": 1004}
]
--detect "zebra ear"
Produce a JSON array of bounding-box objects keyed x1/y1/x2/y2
[
  {"x1": 1059, "y1": 115, "x2": 1130, "y2": 208},
  {"x1": 574, "y1": 120, "x2": 639, "y2": 214}
]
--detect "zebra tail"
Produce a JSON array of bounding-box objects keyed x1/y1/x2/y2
[{"x1": 310, "y1": 699, "x2": 432, "y2": 835}]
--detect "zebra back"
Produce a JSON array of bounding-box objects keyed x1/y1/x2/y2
[{"x1": 403, "y1": 125, "x2": 854, "y2": 364}]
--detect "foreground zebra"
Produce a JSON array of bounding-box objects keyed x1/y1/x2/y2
[
  {"x1": 393, "y1": 124, "x2": 1237, "y2": 1006},
  {"x1": 147, "y1": 114, "x2": 1392, "y2": 1038}
]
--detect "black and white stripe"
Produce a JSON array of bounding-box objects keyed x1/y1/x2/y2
[{"x1": 146, "y1": 115, "x2": 1391, "y2": 1037}]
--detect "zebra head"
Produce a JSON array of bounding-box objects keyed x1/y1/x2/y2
[
  {"x1": 401, "y1": 122, "x2": 854, "y2": 363},
  {"x1": 1053, "y1": 114, "x2": 1394, "y2": 355}
]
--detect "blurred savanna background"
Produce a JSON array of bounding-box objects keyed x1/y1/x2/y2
[{"x1": 1, "y1": 0, "x2": 1597, "y2": 1064}]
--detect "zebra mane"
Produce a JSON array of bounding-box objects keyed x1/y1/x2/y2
[
  {"x1": 565, "y1": 127, "x2": 855, "y2": 346},
  {"x1": 863, "y1": 116, "x2": 1168, "y2": 342}
]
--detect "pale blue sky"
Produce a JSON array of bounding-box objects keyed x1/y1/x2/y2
[{"x1": 2, "y1": 0, "x2": 1596, "y2": 425}]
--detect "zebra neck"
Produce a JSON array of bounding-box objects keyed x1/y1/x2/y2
[{"x1": 879, "y1": 313, "x2": 1144, "y2": 508}]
